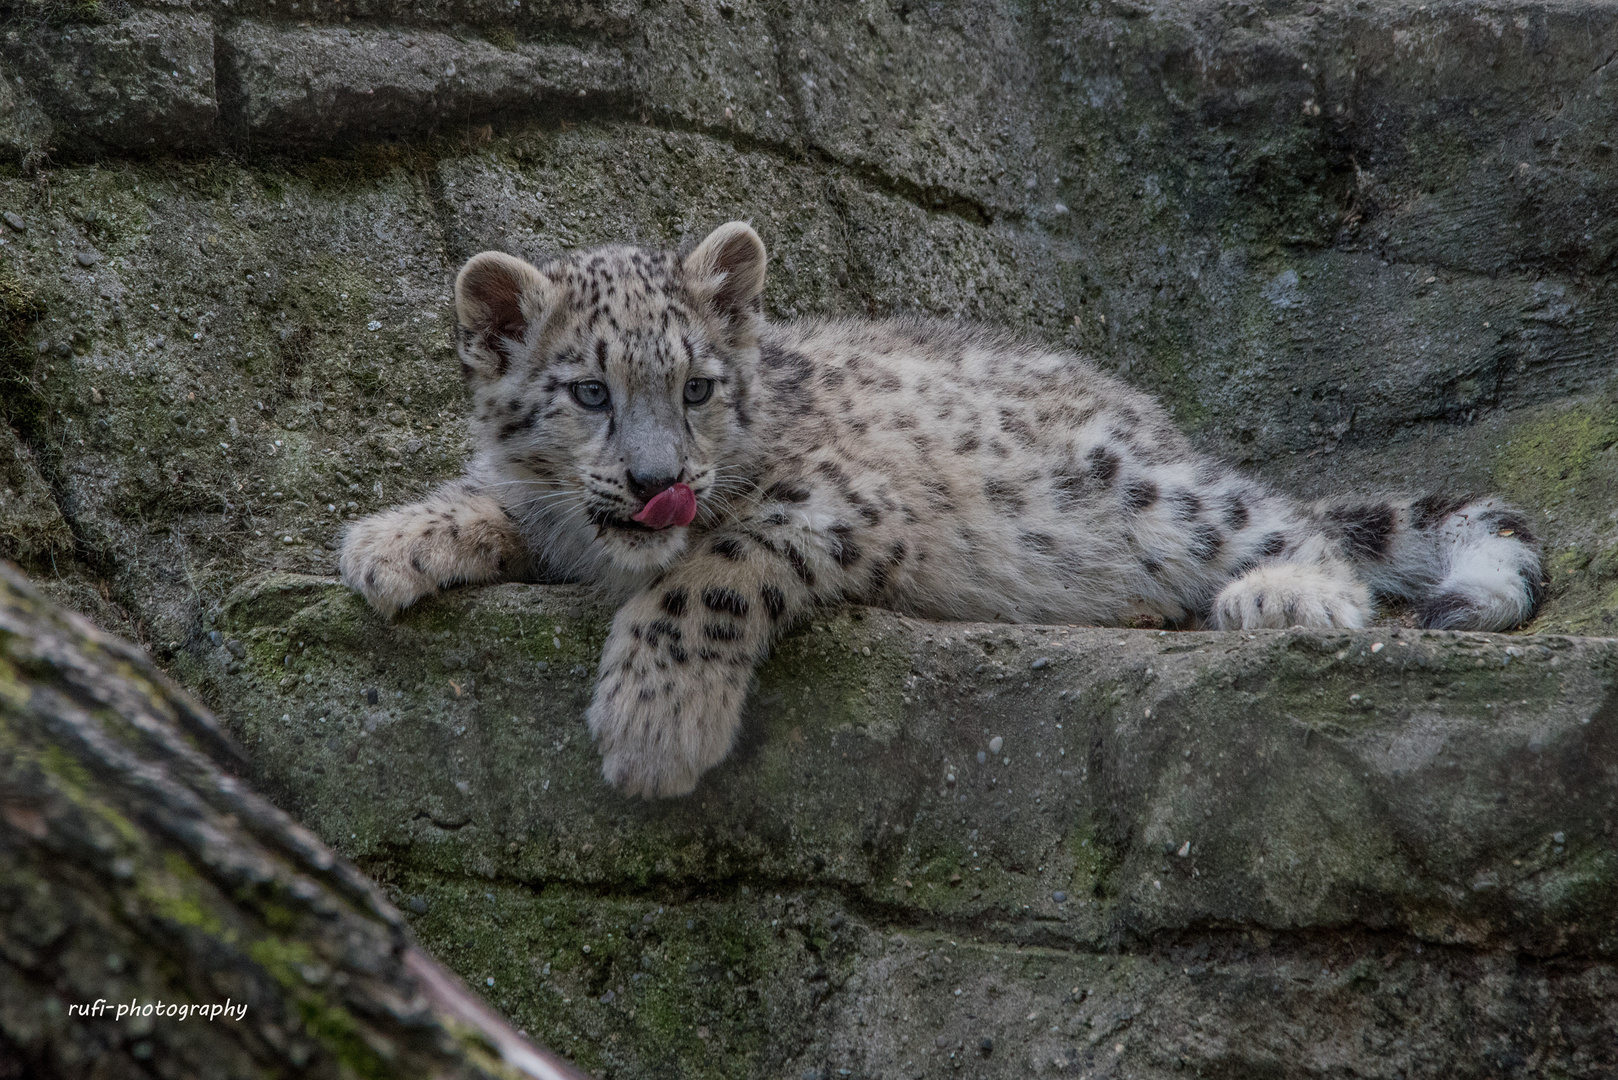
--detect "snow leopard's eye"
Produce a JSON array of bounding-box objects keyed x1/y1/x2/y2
[
  {"x1": 570, "y1": 381, "x2": 611, "y2": 410},
  {"x1": 683, "y1": 378, "x2": 715, "y2": 406}
]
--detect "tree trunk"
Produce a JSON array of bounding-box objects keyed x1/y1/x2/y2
[{"x1": 0, "y1": 561, "x2": 589, "y2": 1080}]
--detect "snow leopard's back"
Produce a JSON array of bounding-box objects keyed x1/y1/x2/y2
[
  {"x1": 724, "y1": 315, "x2": 1541, "y2": 631},
  {"x1": 730, "y1": 316, "x2": 1299, "y2": 626}
]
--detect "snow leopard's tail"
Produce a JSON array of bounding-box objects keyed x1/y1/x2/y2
[{"x1": 1311, "y1": 493, "x2": 1545, "y2": 631}]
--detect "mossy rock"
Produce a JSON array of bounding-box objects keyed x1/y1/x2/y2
[{"x1": 168, "y1": 573, "x2": 1618, "y2": 1078}]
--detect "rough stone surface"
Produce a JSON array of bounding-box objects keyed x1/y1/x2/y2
[
  {"x1": 178, "y1": 575, "x2": 1618, "y2": 1078},
  {"x1": 2, "y1": 0, "x2": 1618, "y2": 1074},
  {"x1": 220, "y1": 21, "x2": 627, "y2": 145},
  {"x1": 1, "y1": 12, "x2": 218, "y2": 156},
  {"x1": 0, "y1": 419, "x2": 70, "y2": 563}
]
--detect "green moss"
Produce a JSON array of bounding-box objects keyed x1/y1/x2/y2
[
  {"x1": 0, "y1": 269, "x2": 46, "y2": 449},
  {"x1": 259, "y1": 898, "x2": 300, "y2": 933},
  {"x1": 59, "y1": 171, "x2": 152, "y2": 256},
  {"x1": 247, "y1": 934, "x2": 321, "y2": 987},
  {"x1": 1550, "y1": 548, "x2": 1593, "y2": 582},
  {"x1": 294, "y1": 996, "x2": 391, "y2": 1080},
  {"x1": 758, "y1": 612, "x2": 909, "y2": 739},
  {"x1": 0, "y1": 653, "x2": 29, "y2": 711},
  {"x1": 223, "y1": 575, "x2": 338, "y2": 630},
  {"x1": 0, "y1": 0, "x2": 103, "y2": 27},
  {"x1": 249, "y1": 937, "x2": 392, "y2": 1078},
  {"x1": 39, "y1": 742, "x2": 91, "y2": 797},
  {"x1": 271, "y1": 255, "x2": 375, "y2": 326},
  {"x1": 291, "y1": 147, "x2": 438, "y2": 193},
  {"x1": 1531, "y1": 843, "x2": 1618, "y2": 921},
  {"x1": 1066, "y1": 821, "x2": 1120, "y2": 901},
  {"x1": 1494, "y1": 402, "x2": 1618, "y2": 507},
  {"x1": 1401, "y1": 126, "x2": 1482, "y2": 194},
  {"x1": 138, "y1": 852, "x2": 228, "y2": 938},
  {"x1": 388, "y1": 876, "x2": 828, "y2": 1079},
  {"x1": 1135, "y1": 310, "x2": 1210, "y2": 430}
]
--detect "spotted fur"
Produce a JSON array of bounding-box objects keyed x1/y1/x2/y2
[{"x1": 340, "y1": 222, "x2": 1544, "y2": 798}]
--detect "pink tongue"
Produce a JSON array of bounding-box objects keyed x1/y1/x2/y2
[{"x1": 631, "y1": 483, "x2": 697, "y2": 529}]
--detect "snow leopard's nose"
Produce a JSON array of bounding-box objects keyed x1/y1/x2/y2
[{"x1": 626, "y1": 469, "x2": 680, "y2": 503}]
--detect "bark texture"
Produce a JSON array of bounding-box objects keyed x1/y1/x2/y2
[{"x1": 0, "y1": 560, "x2": 587, "y2": 1080}]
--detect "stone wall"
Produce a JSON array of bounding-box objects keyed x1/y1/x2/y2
[{"x1": 3, "y1": 0, "x2": 1618, "y2": 1075}]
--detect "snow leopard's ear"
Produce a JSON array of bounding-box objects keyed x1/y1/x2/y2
[
  {"x1": 454, "y1": 251, "x2": 552, "y2": 382},
  {"x1": 683, "y1": 221, "x2": 767, "y2": 330}
]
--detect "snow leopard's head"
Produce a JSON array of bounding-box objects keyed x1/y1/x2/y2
[{"x1": 454, "y1": 222, "x2": 767, "y2": 573}]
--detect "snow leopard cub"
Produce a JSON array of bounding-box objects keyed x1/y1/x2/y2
[{"x1": 340, "y1": 221, "x2": 1543, "y2": 798}]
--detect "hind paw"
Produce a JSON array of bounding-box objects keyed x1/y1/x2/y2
[{"x1": 1212, "y1": 564, "x2": 1369, "y2": 630}]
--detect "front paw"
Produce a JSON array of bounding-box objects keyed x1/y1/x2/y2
[
  {"x1": 1211, "y1": 563, "x2": 1369, "y2": 630},
  {"x1": 587, "y1": 651, "x2": 748, "y2": 799},
  {"x1": 338, "y1": 511, "x2": 441, "y2": 618}
]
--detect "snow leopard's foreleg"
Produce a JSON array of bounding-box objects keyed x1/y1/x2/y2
[
  {"x1": 339, "y1": 478, "x2": 530, "y2": 617},
  {"x1": 587, "y1": 532, "x2": 819, "y2": 798},
  {"x1": 1208, "y1": 531, "x2": 1372, "y2": 630}
]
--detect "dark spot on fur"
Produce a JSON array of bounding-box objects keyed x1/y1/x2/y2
[
  {"x1": 1326, "y1": 503, "x2": 1397, "y2": 560},
  {"x1": 645, "y1": 619, "x2": 683, "y2": 646},
  {"x1": 920, "y1": 477, "x2": 955, "y2": 511},
  {"x1": 999, "y1": 409, "x2": 1037, "y2": 447},
  {"x1": 954, "y1": 431, "x2": 980, "y2": 455},
  {"x1": 760, "y1": 584, "x2": 787, "y2": 621},
  {"x1": 669, "y1": 644, "x2": 689, "y2": 663},
  {"x1": 1224, "y1": 493, "x2": 1250, "y2": 531},
  {"x1": 765, "y1": 481, "x2": 812, "y2": 503},
  {"x1": 702, "y1": 587, "x2": 750, "y2": 618},
  {"x1": 785, "y1": 544, "x2": 816, "y2": 587},
  {"x1": 1018, "y1": 531, "x2": 1058, "y2": 555},
  {"x1": 1171, "y1": 490, "x2": 1203, "y2": 521},
  {"x1": 497, "y1": 406, "x2": 541, "y2": 440},
  {"x1": 1479, "y1": 510, "x2": 1537, "y2": 546},
  {"x1": 703, "y1": 622, "x2": 743, "y2": 642},
  {"x1": 1410, "y1": 493, "x2": 1473, "y2": 530},
  {"x1": 867, "y1": 540, "x2": 907, "y2": 594},
  {"x1": 1417, "y1": 590, "x2": 1475, "y2": 630},
  {"x1": 1087, "y1": 445, "x2": 1120, "y2": 485},
  {"x1": 1141, "y1": 555, "x2": 1163, "y2": 575},
  {"x1": 1051, "y1": 471, "x2": 1090, "y2": 510},
  {"x1": 660, "y1": 588, "x2": 688, "y2": 617},
  {"x1": 984, "y1": 478, "x2": 1026, "y2": 514},
  {"x1": 1122, "y1": 480, "x2": 1159, "y2": 513},
  {"x1": 1257, "y1": 532, "x2": 1287, "y2": 558},
  {"x1": 816, "y1": 460, "x2": 851, "y2": 486},
  {"x1": 711, "y1": 536, "x2": 747, "y2": 560},
  {"x1": 830, "y1": 522, "x2": 862, "y2": 567},
  {"x1": 1189, "y1": 523, "x2": 1224, "y2": 562}
]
